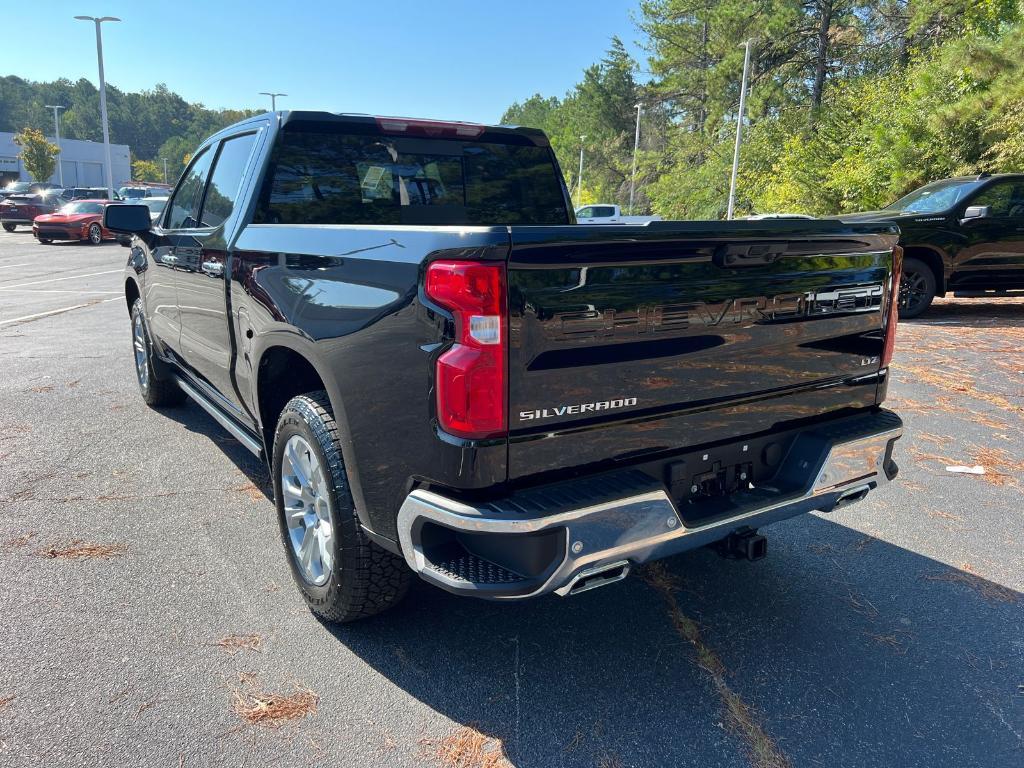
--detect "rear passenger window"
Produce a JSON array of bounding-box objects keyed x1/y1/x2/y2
[
  {"x1": 199, "y1": 133, "x2": 257, "y2": 228},
  {"x1": 166, "y1": 148, "x2": 214, "y2": 229},
  {"x1": 255, "y1": 124, "x2": 568, "y2": 226}
]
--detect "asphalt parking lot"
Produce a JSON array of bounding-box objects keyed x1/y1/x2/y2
[{"x1": 0, "y1": 229, "x2": 1021, "y2": 768}]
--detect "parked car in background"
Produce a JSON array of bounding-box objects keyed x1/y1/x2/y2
[
  {"x1": 32, "y1": 199, "x2": 120, "y2": 244},
  {"x1": 59, "y1": 187, "x2": 121, "y2": 202},
  {"x1": 0, "y1": 181, "x2": 60, "y2": 202},
  {"x1": 575, "y1": 204, "x2": 662, "y2": 224},
  {"x1": 118, "y1": 182, "x2": 172, "y2": 199},
  {"x1": 0, "y1": 190, "x2": 64, "y2": 231},
  {"x1": 837, "y1": 173, "x2": 1024, "y2": 317}
]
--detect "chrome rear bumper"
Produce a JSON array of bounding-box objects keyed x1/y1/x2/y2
[{"x1": 397, "y1": 409, "x2": 902, "y2": 600}]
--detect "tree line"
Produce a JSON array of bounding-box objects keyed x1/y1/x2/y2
[
  {"x1": 0, "y1": 76, "x2": 257, "y2": 182},
  {"x1": 502, "y1": 0, "x2": 1024, "y2": 217}
]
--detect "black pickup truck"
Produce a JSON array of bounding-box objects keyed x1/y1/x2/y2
[
  {"x1": 840, "y1": 173, "x2": 1024, "y2": 317},
  {"x1": 106, "y1": 111, "x2": 904, "y2": 622}
]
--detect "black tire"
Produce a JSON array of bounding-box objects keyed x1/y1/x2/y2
[
  {"x1": 87, "y1": 223, "x2": 103, "y2": 245},
  {"x1": 130, "y1": 298, "x2": 185, "y2": 406},
  {"x1": 272, "y1": 392, "x2": 411, "y2": 623},
  {"x1": 899, "y1": 257, "x2": 936, "y2": 319},
  {"x1": 38, "y1": 238, "x2": 52, "y2": 245},
  {"x1": 2, "y1": 223, "x2": 16, "y2": 232}
]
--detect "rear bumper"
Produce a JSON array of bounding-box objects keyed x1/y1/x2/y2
[
  {"x1": 397, "y1": 409, "x2": 902, "y2": 599},
  {"x1": 2, "y1": 217, "x2": 34, "y2": 226}
]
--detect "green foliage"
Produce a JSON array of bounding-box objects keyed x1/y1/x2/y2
[
  {"x1": 12, "y1": 127, "x2": 58, "y2": 182},
  {"x1": 0, "y1": 76, "x2": 258, "y2": 179},
  {"x1": 131, "y1": 158, "x2": 164, "y2": 183}
]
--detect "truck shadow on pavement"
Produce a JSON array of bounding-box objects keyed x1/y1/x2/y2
[{"x1": 327, "y1": 514, "x2": 1022, "y2": 768}]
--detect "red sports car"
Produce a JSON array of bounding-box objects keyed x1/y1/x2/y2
[{"x1": 32, "y1": 200, "x2": 120, "y2": 245}]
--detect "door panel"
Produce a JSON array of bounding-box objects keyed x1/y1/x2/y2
[
  {"x1": 952, "y1": 181, "x2": 1024, "y2": 289},
  {"x1": 176, "y1": 132, "x2": 259, "y2": 416}
]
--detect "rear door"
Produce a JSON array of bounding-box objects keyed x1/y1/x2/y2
[{"x1": 506, "y1": 221, "x2": 899, "y2": 479}]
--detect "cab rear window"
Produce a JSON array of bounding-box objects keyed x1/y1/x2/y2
[{"x1": 255, "y1": 124, "x2": 569, "y2": 226}]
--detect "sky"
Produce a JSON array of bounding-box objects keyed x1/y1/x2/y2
[{"x1": 4, "y1": 1, "x2": 646, "y2": 123}]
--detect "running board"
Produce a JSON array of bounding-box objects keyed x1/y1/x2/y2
[{"x1": 173, "y1": 376, "x2": 264, "y2": 457}]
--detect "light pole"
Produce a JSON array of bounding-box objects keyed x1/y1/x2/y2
[
  {"x1": 44, "y1": 105, "x2": 66, "y2": 186},
  {"x1": 727, "y1": 38, "x2": 754, "y2": 220},
  {"x1": 629, "y1": 102, "x2": 642, "y2": 214},
  {"x1": 259, "y1": 92, "x2": 287, "y2": 111},
  {"x1": 75, "y1": 15, "x2": 120, "y2": 199},
  {"x1": 162, "y1": 157, "x2": 168, "y2": 184},
  {"x1": 576, "y1": 135, "x2": 586, "y2": 210}
]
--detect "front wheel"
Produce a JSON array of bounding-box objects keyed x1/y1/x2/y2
[
  {"x1": 2, "y1": 223, "x2": 16, "y2": 233},
  {"x1": 272, "y1": 392, "x2": 411, "y2": 623},
  {"x1": 898, "y1": 257, "x2": 936, "y2": 319},
  {"x1": 87, "y1": 223, "x2": 103, "y2": 245},
  {"x1": 130, "y1": 299, "x2": 184, "y2": 406}
]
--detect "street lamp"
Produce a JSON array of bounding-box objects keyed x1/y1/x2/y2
[
  {"x1": 259, "y1": 92, "x2": 287, "y2": 111},
  {"x1": 75, "y1": 15, "x2": 120, "y2": 199},
  {"x1": 44, "y1": 105, "x2": 66, "y2": 187},
  {"x1": 577, "y1": 135, "x2": 586, "y2": 210},
  {"x1": 726, "y1": 38, "x2": 754, "y2": 220},
  {"x1": 629, "y1": 102, "x2": 642, "y2": 215}
]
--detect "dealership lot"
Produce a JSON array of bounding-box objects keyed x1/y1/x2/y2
[{"x1": 0, "y1": 231, "x2": 1020, "y2": 767}]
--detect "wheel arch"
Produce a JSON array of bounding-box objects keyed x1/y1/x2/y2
[
  {"x1": 902, "y1": 246, "x2": 946, "y2": 296},
  {"x1": 252, "y1": 340, "x2": 371, "y2": 533},
  {"x1": 125, "y1": 277, "x2": 140, "y2": 315}
]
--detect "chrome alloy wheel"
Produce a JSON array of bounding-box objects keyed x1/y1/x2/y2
[
  {"x1": 88, "y1": 223, "x2": 102, "y2": 244},
  {"x1": 281, "y1": 435, "x2": 335, "y2": 586},
  {"x1": 132, "y1": 311, "x2": 149, "y2": 390}
]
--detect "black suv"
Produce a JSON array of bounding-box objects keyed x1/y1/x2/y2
[{"x1": 840, "y1": 173, "x2": 1024, "y2": 317}]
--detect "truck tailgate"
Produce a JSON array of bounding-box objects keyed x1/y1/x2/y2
[{"x1": 506, "y1": 221, "x2": 900, "y2": 481}]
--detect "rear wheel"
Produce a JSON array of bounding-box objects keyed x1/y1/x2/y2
[
  {"x1": 87, "y1": 223, "x2": 102, "y2": 245},
  {"x1": 2, "y1": 223, "x2": 16, "y2": 233},
  {"x1": 130, "y1": 299, "x2": 184, "y2": 406},
  {"x1": 272, "y1": 392, "x2": 411, "y2": 623},
  {"x1": 899, "y1": 257, "x2": 936, "y2": 319}
]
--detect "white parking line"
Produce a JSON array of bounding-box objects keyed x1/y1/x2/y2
[
  {"x1": 0, "y1": 289, "x2": 122, "y2": 295},
  {"x1": 0, "y1": 263, "x2": 30, "y2": 269},
  {"x1": 0, "y1": 269, "x2": 122, "y2": 290},
  {"x1": 0, "y1": 297, "x2": 121, "y2": 327}
]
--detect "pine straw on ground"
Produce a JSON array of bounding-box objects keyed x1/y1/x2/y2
[
  {"x1": 643, "y1": 564, "x2": 790, "y2": 768},
  {"x1": 231, "y1": 680, "x2": 318, "y2": 728},
  {"x1": 0, "y1": 695, "x2": 14, "y2": 712},
  {"x1": 37, "y1": 540, "x2": 126, "y2": 560},
  {"x1": 431, "y1": 725, "x2": 512, "y2": 768},
  {"x1": 215, "y1": 634, "x2": 264, "y2": 655},
  {"x1": 923, "y1": 562, "x2": 1019, "y2": 604}
]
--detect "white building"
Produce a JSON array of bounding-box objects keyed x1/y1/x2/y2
[{"x1": 0, "y1": 132, "x2": 131, "y2": 189}]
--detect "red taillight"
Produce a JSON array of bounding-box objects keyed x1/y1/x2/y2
[
  {"x1": 425, "y1": 260, "x2": 506, "y2": 440},
  {"x1": 881, "y1": 246, "x2": 902, "y2": 368}
]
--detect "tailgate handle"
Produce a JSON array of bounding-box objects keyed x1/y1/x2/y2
[{"x1": 713, "y1": 243, "x2": 786, "y2": 268}]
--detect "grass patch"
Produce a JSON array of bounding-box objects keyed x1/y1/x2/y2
[
  {"x1": 37, "y1": 540, "x2": 126, "y2": 560},
  {"x1": 433, "y1": 725, "x2": 511, "y2": 768},
  {"x1": 924, "y1": 563, "x2": 1018, "y2": 605},
  {"x1": 643, "y1": 564, "x2": 790, "y2": 768},
  {"x1": 231, "y1": 679, "x2": 318, "y2": 728},
  {"x1": 215, "y1": 634, "x2": 263, "y2": 655}
]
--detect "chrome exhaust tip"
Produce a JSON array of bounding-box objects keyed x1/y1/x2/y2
[{"x1": 559, "y1": 560, "x2": 631, "y2": 597}]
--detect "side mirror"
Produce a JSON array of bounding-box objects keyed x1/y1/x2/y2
[
  {"x1": 960, "y1": 205, "x2": 990, "y2": 224},
  {"x1": 104, "y1": 203, "x2": 152, "y2": 234}
]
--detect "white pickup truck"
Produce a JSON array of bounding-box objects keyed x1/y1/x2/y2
[{"x1": 575, "y1": 204, "x2": 662, "y2": 225}]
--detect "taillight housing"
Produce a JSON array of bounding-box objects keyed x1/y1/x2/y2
[
  {"x1": 425, "y1": 260, "x2": 507, "y2": 440},
  {"x1": 881, "y1": 246, "x2": 902, "y2": 368}
]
